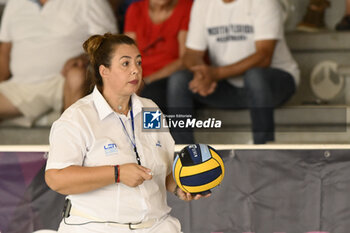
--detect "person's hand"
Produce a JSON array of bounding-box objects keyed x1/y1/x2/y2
[
  {"x1": 61, "y1": 54, "x2": 89, "y2": 78},
  {"x1": 119, "y1": 163, "x2": 152, "y2": 187},
  {"x1": 189, "y1": 65, "x2": 217, "y2": 97},
  {"x1": 174, "y1": 186, "x2": 211, "y2": 201}
]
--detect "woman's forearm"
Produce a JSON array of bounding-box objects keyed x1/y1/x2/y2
[
  {"x1": 166, "y1": 173, "x2": 177, "y2": 193},
  {"x1": 144, "y1": 59, "x2": 183, "y2": 84},
  {"x1": 45, "y1": 165, "x2": 115, "y2": 195}
]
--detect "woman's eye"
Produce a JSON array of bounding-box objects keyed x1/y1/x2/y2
[
  {"x1": 122, "y1": 61, "x2": 129, "y2": 66},
  {"x1": 137, "y1": 61, "x2": 142, "y2": 66}
]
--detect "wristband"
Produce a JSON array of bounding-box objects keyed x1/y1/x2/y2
[
  {"x1": 114, "y1": 165, "x2": 120, "y2": 183},
  {"x1": 117, "y1": 165, "x2": 120, "y2": 183}
]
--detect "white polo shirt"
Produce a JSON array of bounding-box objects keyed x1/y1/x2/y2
[
  {"x1": 46, "y1": 87, "x2": 175, "y2": 223},
  {"x1": 0, "y1": 0, "x2": 117, "y2": 83},
  {"x1": 186, "y1": 0, "x2": 300, "y2": 87}
]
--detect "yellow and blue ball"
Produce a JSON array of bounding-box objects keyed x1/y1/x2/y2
[{"x1": 172, "y1": 144, "x2": 225, "y2": 195}]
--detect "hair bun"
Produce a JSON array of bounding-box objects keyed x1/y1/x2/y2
[{"x1": 83, "y1": 35, "x2": 105, "y2": 63}]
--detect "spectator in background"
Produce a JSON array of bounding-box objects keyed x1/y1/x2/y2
[
  {"x1": 108, "y1": 0, "x2": 140, "y2": 32},
  {"x1": 0, "y1": 0, "x2": 117, "y2": 126},
  {"x1": 336, "y1": 0, "x2": 350, "y2": 30},
  {"x1": 124, "y1": 0, "x2": 193, "y2": 112},
  {"x1": 169, "y1": 0, "x2": 299, "y2": 144}
]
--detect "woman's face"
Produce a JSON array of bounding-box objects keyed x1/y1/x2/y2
[{"x1": 100, "y1": 44, "x2": 142, "y2": 96}]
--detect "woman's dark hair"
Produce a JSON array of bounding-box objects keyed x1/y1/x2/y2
[{"x1": 83, "y1": 33, "x2": 137, "y2": 92}]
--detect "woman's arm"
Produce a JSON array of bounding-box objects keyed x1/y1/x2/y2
[
  {"x1": 166, "y1": 172, "x2": 177, "y2": 194},
  {"x1": 45, "y1": 163, "x2": 152, "y2": 195},
  {"x1": 143, "y1": 30, "x2": 187, "y2": 84},
  {"x1": 126, "y1": 30, "x2": 188, "y2": 84},
  {"x1": 45, "y1": 165, "x2": 114, "y2": 195}
]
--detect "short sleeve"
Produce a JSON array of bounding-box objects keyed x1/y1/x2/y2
[
  {"x1": 185, "y1": 0, "x2": 208, "y2": 51},
  {"x1": 46, "y1": 120, "x2": 87, "y2": 170},
  {"x1": 124, "y1": 2, "x2": 139, "y2": 33},
  {"x1": 85, "y1": 0, "x2": 118, "y2": 35},
  {"x1": 179, "y1": 0, "x2": 193, "y2": 31},
  {"x1": 0, "y1": 0, "x2": 15, "y2": 42},
  {"x1": 252, "y1": 0, "x2": 283, "y2": 41}
]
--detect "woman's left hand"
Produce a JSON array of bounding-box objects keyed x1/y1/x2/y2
[{"x1": 175, "y1": 186, "x2": 211, "y2": 201}]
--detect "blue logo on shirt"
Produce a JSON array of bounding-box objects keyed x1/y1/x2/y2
[
  {"x1": 104, "y1": 143, "x2": 117, "y2": 156},
  {"x1": 156, "y1": 140, "x2": 162, "y2": 147},
  {"x1": 143, "y1": 110, "x2": 161, "y2": 129}
]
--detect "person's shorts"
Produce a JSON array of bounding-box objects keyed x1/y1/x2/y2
[{"x1": 0, "y1": 74, "x2": 64, "y2": 126}]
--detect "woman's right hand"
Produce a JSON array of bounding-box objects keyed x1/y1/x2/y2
[{"x1": 119, "y1": 163, "x2": 153, "y2": 187}]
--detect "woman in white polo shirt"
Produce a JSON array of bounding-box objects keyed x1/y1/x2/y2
[{"x1": 45, "y1": 33, "x2": 205, "y2": 233}]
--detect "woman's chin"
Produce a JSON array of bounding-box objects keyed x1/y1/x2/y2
[{"x1": 128, "y1": 87, "x2": 139, "y2": 95}]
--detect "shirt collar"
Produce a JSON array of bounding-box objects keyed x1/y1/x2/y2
[{"x1": 92, "y1": 86, "x2": 143, "y2": 120}]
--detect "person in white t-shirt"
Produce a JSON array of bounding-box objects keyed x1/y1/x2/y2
[
  {"x1": 45, "y1": 33, "x2": 208, "y2": 233},
  {"x1": 168, "y1": 0, "x2": 300, "y2": 144},
  {"x1": 0, "y1": 0, "x2": 117, "y2": 126}
]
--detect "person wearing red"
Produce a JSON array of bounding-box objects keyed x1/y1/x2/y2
[{"x1": 124, "y1": 0, "x2": 193, "y2": 112}]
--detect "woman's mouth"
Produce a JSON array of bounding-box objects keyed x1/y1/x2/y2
[{"x1": 129, "y1": 79, "x2": 139, "y2": 85}]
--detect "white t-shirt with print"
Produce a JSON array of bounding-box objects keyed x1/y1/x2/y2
[
  {"x1": 0, "y1": 0, "x2": 117, "y2": 83},
  {"x1": 186, "y1": 0, "x2": 299, "y2": 87}
]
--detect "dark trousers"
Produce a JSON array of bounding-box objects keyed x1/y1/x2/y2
[
  {"x1": 141, "y1": 70, "x2": 195, "y2": 144},
  {"x1": 167, "y1": 68, "x2": 296, "y2": 144}
]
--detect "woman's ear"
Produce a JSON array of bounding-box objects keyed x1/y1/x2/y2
[{"x1": 99, "y1": 65, "x2": 110, "y2": 79}]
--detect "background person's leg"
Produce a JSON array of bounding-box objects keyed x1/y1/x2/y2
[
  {"x1": 175, "y1": 77, "x2": 248, "y2": 144},
  {"x1": 167, "y1": 68, "x2": 295, "y2": 145},
  {"x1": 244, "y1": 67, "x2": 296, "y2": 144},
  {"x1": 0, "y1": 93, "x2": 22, "y2": 120},
  {"x1": 0, "y1": 77, "x2": 64, "y2": 126},
  {"x1": 141, "y1": 78, "x2": 168, "y2": 113},
  {"x1": 63, "y1": 66, "x2": 89, "y2": 110},
  {"x1": 167, "y1": 70, "x2": 195, "y2": 144}
]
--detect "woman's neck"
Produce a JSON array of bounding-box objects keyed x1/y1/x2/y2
[
  {"x1": 115, "y1": 99, "x2": 131, "y2": 116},
  {"x1": 149, "y1": 0, "x2": 177, "y2": 23},
  {"x1": 103, "y1": 91, "x2": 131, "y2": 116},
  {"x1": 149, "y1": 0, "x2": 175, "y2": 11}
]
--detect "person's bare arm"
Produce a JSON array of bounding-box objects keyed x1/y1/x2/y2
[
  {"x1": 214, "y1": 39, "x2": 277, "y2": 81},
  {"x1": 188, "y1": 40, "x2": 277, "y2": 96},
  {"x1": 143, "y1": 30, "x2": 188, "y2": 84},
  {"x1": 182, "y1": 47, "x2": 206, "y2": 70},
  {"x1": 182, "y1": 47, "x2": 216, "y2": 96},
  {"x1": 45, "y1": 163, "x2": 152, "y2": 195},
  {"x1": 0, "y1": 42, "x2": 11, "y2": 82}
]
